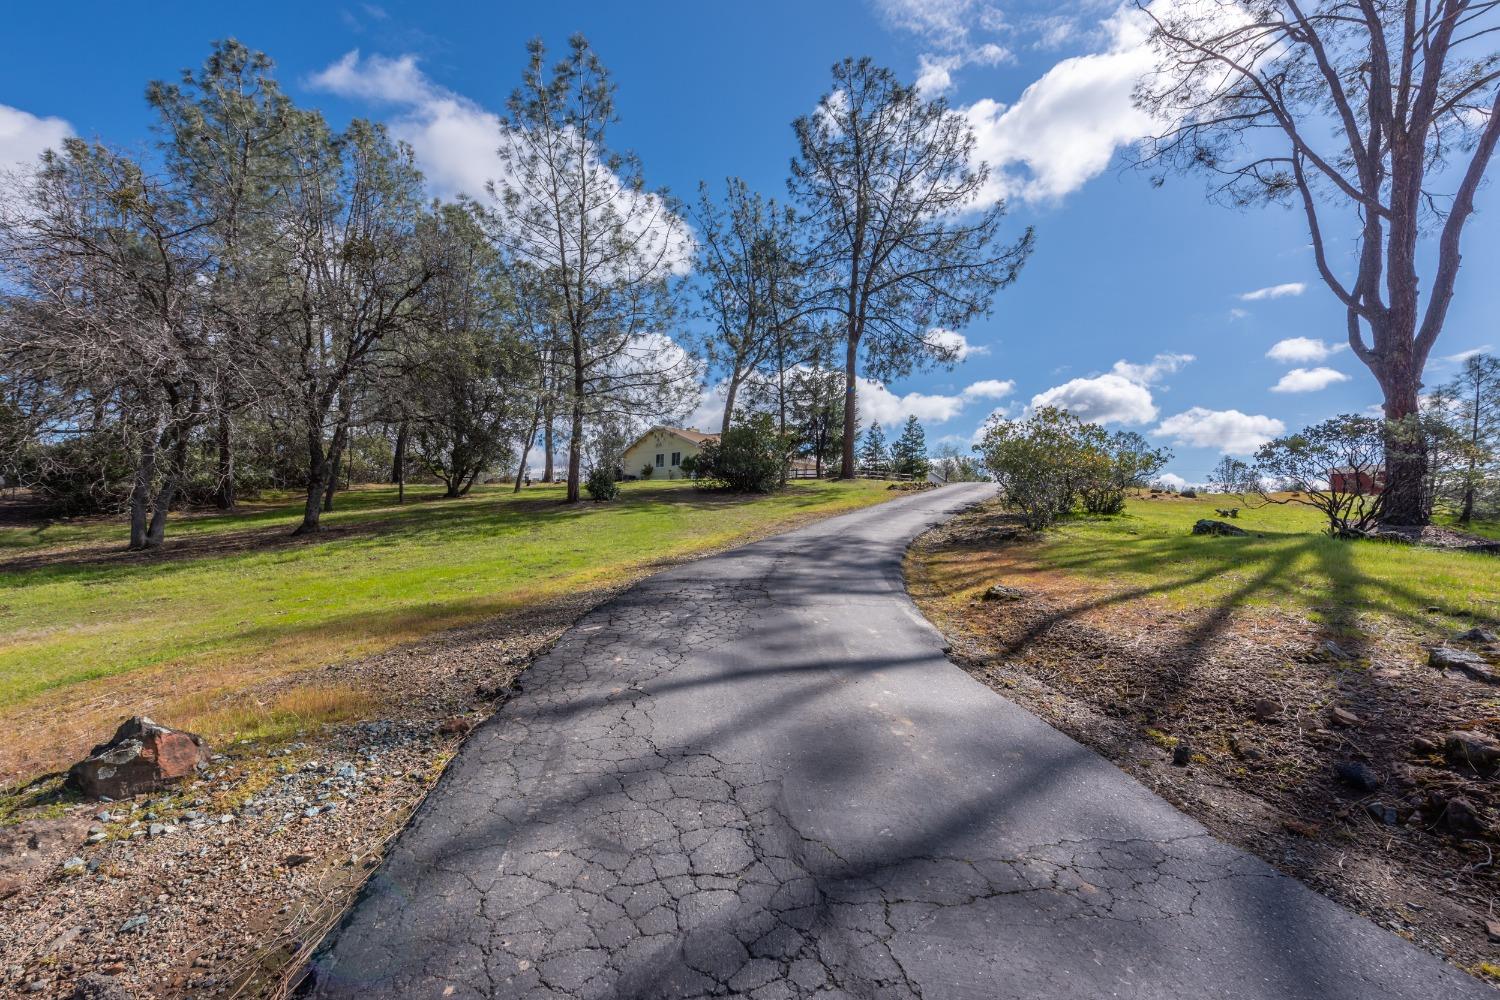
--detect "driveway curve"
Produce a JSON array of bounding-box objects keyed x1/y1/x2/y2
[{"x1": 306, "y1": 482, "x2": 1490, "y2": 999}]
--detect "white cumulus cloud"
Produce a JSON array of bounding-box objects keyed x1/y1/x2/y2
[
  {"x1": 1270, "y1": 367, "x2": 1350, "y2": 393},
  {"x1": 1029, "y1": 351, "x2": 1193, "y2": 425},
  {"x1": 961, "y1": 4, "x2": 1157, "y2": 204},
  {"x1": 0, "y1": 104, "x2": 73, "y2": 170},
  {"x1": 1155, "y1": 407, "x2": 1284, "y2": 455},
  {"x1": 1238, "y1": 282, "x2": 1306, "y2": 301},
  {"x1": 924, "y1": 326, "x2": 990, "y2": 361},
  {"x1": 1032, "y1": 373, "x2": 1158, "y2": 424},
  {"x1": 1266, "y1": 336, "x2": 1342, "y2": 364}
]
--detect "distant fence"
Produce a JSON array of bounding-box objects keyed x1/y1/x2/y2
[{"x1": 783, "y1": 465, "x2": 926, "y2": 482}]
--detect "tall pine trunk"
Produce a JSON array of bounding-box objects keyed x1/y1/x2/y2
[
  {"x1": 1377, "y1": 349, "x2": 1428, "y2": 526},
  {"x1": 840, "y1": 331, "x2": 859, "y2": 478},
  {"x1": 566, "y1": 328, "x2": 585, "y2": 502}
]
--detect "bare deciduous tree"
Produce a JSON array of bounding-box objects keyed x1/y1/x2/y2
[
  {"x1": 0, "y1": 141, "x2": 213, "y2": 549},
  {"x1": 1136, "y1": 0, "x2": 1500, "y2": 525},
  {"x1": 271, "y1": 116, "x2": 433, "y2": 535}
]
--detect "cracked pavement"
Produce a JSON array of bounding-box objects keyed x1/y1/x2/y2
[{"x1": 305, "y1": 483, "x2": 1492, "y2": 999}]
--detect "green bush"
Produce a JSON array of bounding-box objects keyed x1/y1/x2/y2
[
  {"x1": 694, "y1": 412, "x2": 788, "y2": 493},
  {"x1": 585, "y1": 466, "x2": 620, "y2": 501}
]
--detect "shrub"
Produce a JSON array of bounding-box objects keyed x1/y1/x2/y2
[
  {"x1": 694, "y1": 412, "x2": 788, "y2": 493},
  {"x1": 585, "y1": 466, "x2": 620, "y2": 501},
  {"x1": 974, "y1": 407, "x2": 1089, "y2": 531},
  {"x1": 639, "y1": 463, "x2": 654, "y2": 480}
]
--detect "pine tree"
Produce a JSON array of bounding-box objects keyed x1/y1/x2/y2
[
  {"x1": 892, "y1": 415, "x2": 929, "y2": 478},
  {"x1": 858, "y1": 421, "x2": 888, "y2": 472}
]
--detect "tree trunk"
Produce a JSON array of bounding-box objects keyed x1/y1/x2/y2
[
  {"x1": 127, "y1": 434, "x2": 158, "y2": 551},
  {"x1": 542, "y1": 402, "x2": 556, "y2": 482},
  {"x1": 322, "y1": 419, "x2": 348, "y2": 513},
  {"x1": 566, "y1": 329, "x2": 585, "y2": 503},
  {"x1": 516, "y1": 400, "x2": 542, "y2": 493},
  {"x1": 840, "y1": 332, "x2": 859, "y2": 478},
  {"x1": 391, "y1": 419, "x2": 408, "y2": 484},
  {"x1": 214, "y1": 409, "x2": 236, "y2": 511},
  {"x1": 566, "y1": 397, "x2": 584, "y2": 503},
  {"x1": 720, "y1": 374, "x2": 741, "y2": 436},
  {"x1": 294, "y1": 425, "x2": 327, "y2": 536},
  {"x1": 1378, "y1": 359, "x2": 1429, "y2": 526},
  {"x1": 145, "y1": 426, "x2": 192, "y2": 548}
]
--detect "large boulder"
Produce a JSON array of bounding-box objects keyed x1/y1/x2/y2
[
  {"x1": 1191, "y1": 519, "x2": 1248, "y2": 537},
  {"x1": 66, "y1": 717, "x2": 210, "y2": 800}
]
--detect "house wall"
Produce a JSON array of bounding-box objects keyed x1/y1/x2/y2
[{"x1": 622, "y1": 430, "x2": 704, "y2": 481}]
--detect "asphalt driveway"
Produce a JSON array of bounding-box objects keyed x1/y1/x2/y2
[{"x1": 306, "y1": 481, "x2": 1490, "y2": 999}]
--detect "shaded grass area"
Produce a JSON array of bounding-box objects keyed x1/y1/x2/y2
[
  {"x1": 0, "y1": 479, "x2": 897, "y2": 716},
  {"x1": 1026, "y1": 493, "x2": 1500, "y2": 630}
]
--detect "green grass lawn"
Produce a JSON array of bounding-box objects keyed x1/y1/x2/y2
[
  {"x1": 1033, "y1": 493, "x2": 1500, "y2": 630},
  {"x1": 0, "y1": 479, "x2": 898, "y2": 717}
]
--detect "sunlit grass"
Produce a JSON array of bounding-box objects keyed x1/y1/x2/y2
[
  {"x1": 1030, "y1": 493, "x2": 1500, "y2": 627},
  {"x1": 0, "y1": 479, "x2": 899, "y2": 712}
]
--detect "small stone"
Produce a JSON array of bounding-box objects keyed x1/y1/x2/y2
[
  {"x1": 118, "y1": 914, "x2": 148, "y2": 933},
  {"x1": 1251, "y1": 698, "x2": 1280, "y2": 723},
  {"x1": 302, "y1": 807, "x2": 321, "y2": 819},
  {"x1": 1328, "y1": 706, "x2": 1362, "y2": 728},
  {"x1": 1316, "y1": 640, "x2": 1357, "y2": 662},
  {"x1": 1411, "y1": 736, "x2": 1442, "y2": 755},
  {"x1": 981, "y1": 584, "x2": 1026, "y2": 602},
  {"x1": 1457, "y1": 627, "x2": 1499, "y2": 644},
  {"x1": 1484, "y1": 919, "x2": 1500, "y2": 943},
  {"x1": 86, "y1": 832, "x2": 107, "y2": 844},
  {"x1": 1333, "y1": 760, "x2": 1381, "y2": 792},
  {"x1": 60, "y1": 856, "x2": 86, "y2": 873},
  {"x1": 437, "y1": 716, "x2": 475, "y2": 737},
  {"x1": 1438, "y1": 796, "x2": 1486, "y2": 837},
  {"x1": 72, "y1": 972, "x2": 133, "y2": 1000},
  {"x1": 1443, "y1": 730, "x2": 1500, "y2": 776},
  {"x1": 1364, "y1": 802, "x2": 1398, "y2": 825},
  {"x1": 1171, "y1": 740, "x2": 1193, "y2": 766},
  {"x1": 283, "y1": 853, "x2": 315, "y2": 868}
]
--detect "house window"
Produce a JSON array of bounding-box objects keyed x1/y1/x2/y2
[
  {"x1": 655, "y1": 453, "x2": 665, "y2": 467},
  {"x1": 671, "y1": 452, "x2": 681, "y2": 466}
]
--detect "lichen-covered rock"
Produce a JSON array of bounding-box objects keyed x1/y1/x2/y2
[
  {"x1": 1430, "y1": 646, "x2": 1498, "y2": 683},
  {"x1": 1191, "y1": 518, "x2": 1248, "y2": 537},
  {"x1": 66, "y1": 717, "x2": 209, "y2": 800}
]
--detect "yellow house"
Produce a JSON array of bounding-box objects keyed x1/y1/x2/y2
[{"x1": 622, "y1": 426, "x2": 719, "y2": 480}]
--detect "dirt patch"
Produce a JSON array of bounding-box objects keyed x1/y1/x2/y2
[
  {"x1": 907, "y1": 499, "x2": 1500, "y2": 982},
  {"x1": 0, "y1": 594, "x2": 585, "y2": 999}
]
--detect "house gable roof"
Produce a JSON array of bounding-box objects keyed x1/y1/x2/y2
[{"x1": 625, "y1": 426, "x2": 720, "y2": 452}]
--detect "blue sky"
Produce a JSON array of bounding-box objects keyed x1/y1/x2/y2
[{"x1": 2, "y1": 0, "x2": 1496, "y2": 483}]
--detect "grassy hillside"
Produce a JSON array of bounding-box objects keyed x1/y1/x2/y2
[
  {"x1": 992, "y1": 492, "x2": 1499, "y2": 628},
  {"x1": 0, "y1": 479, "x2": 899, "y2": 776}
]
